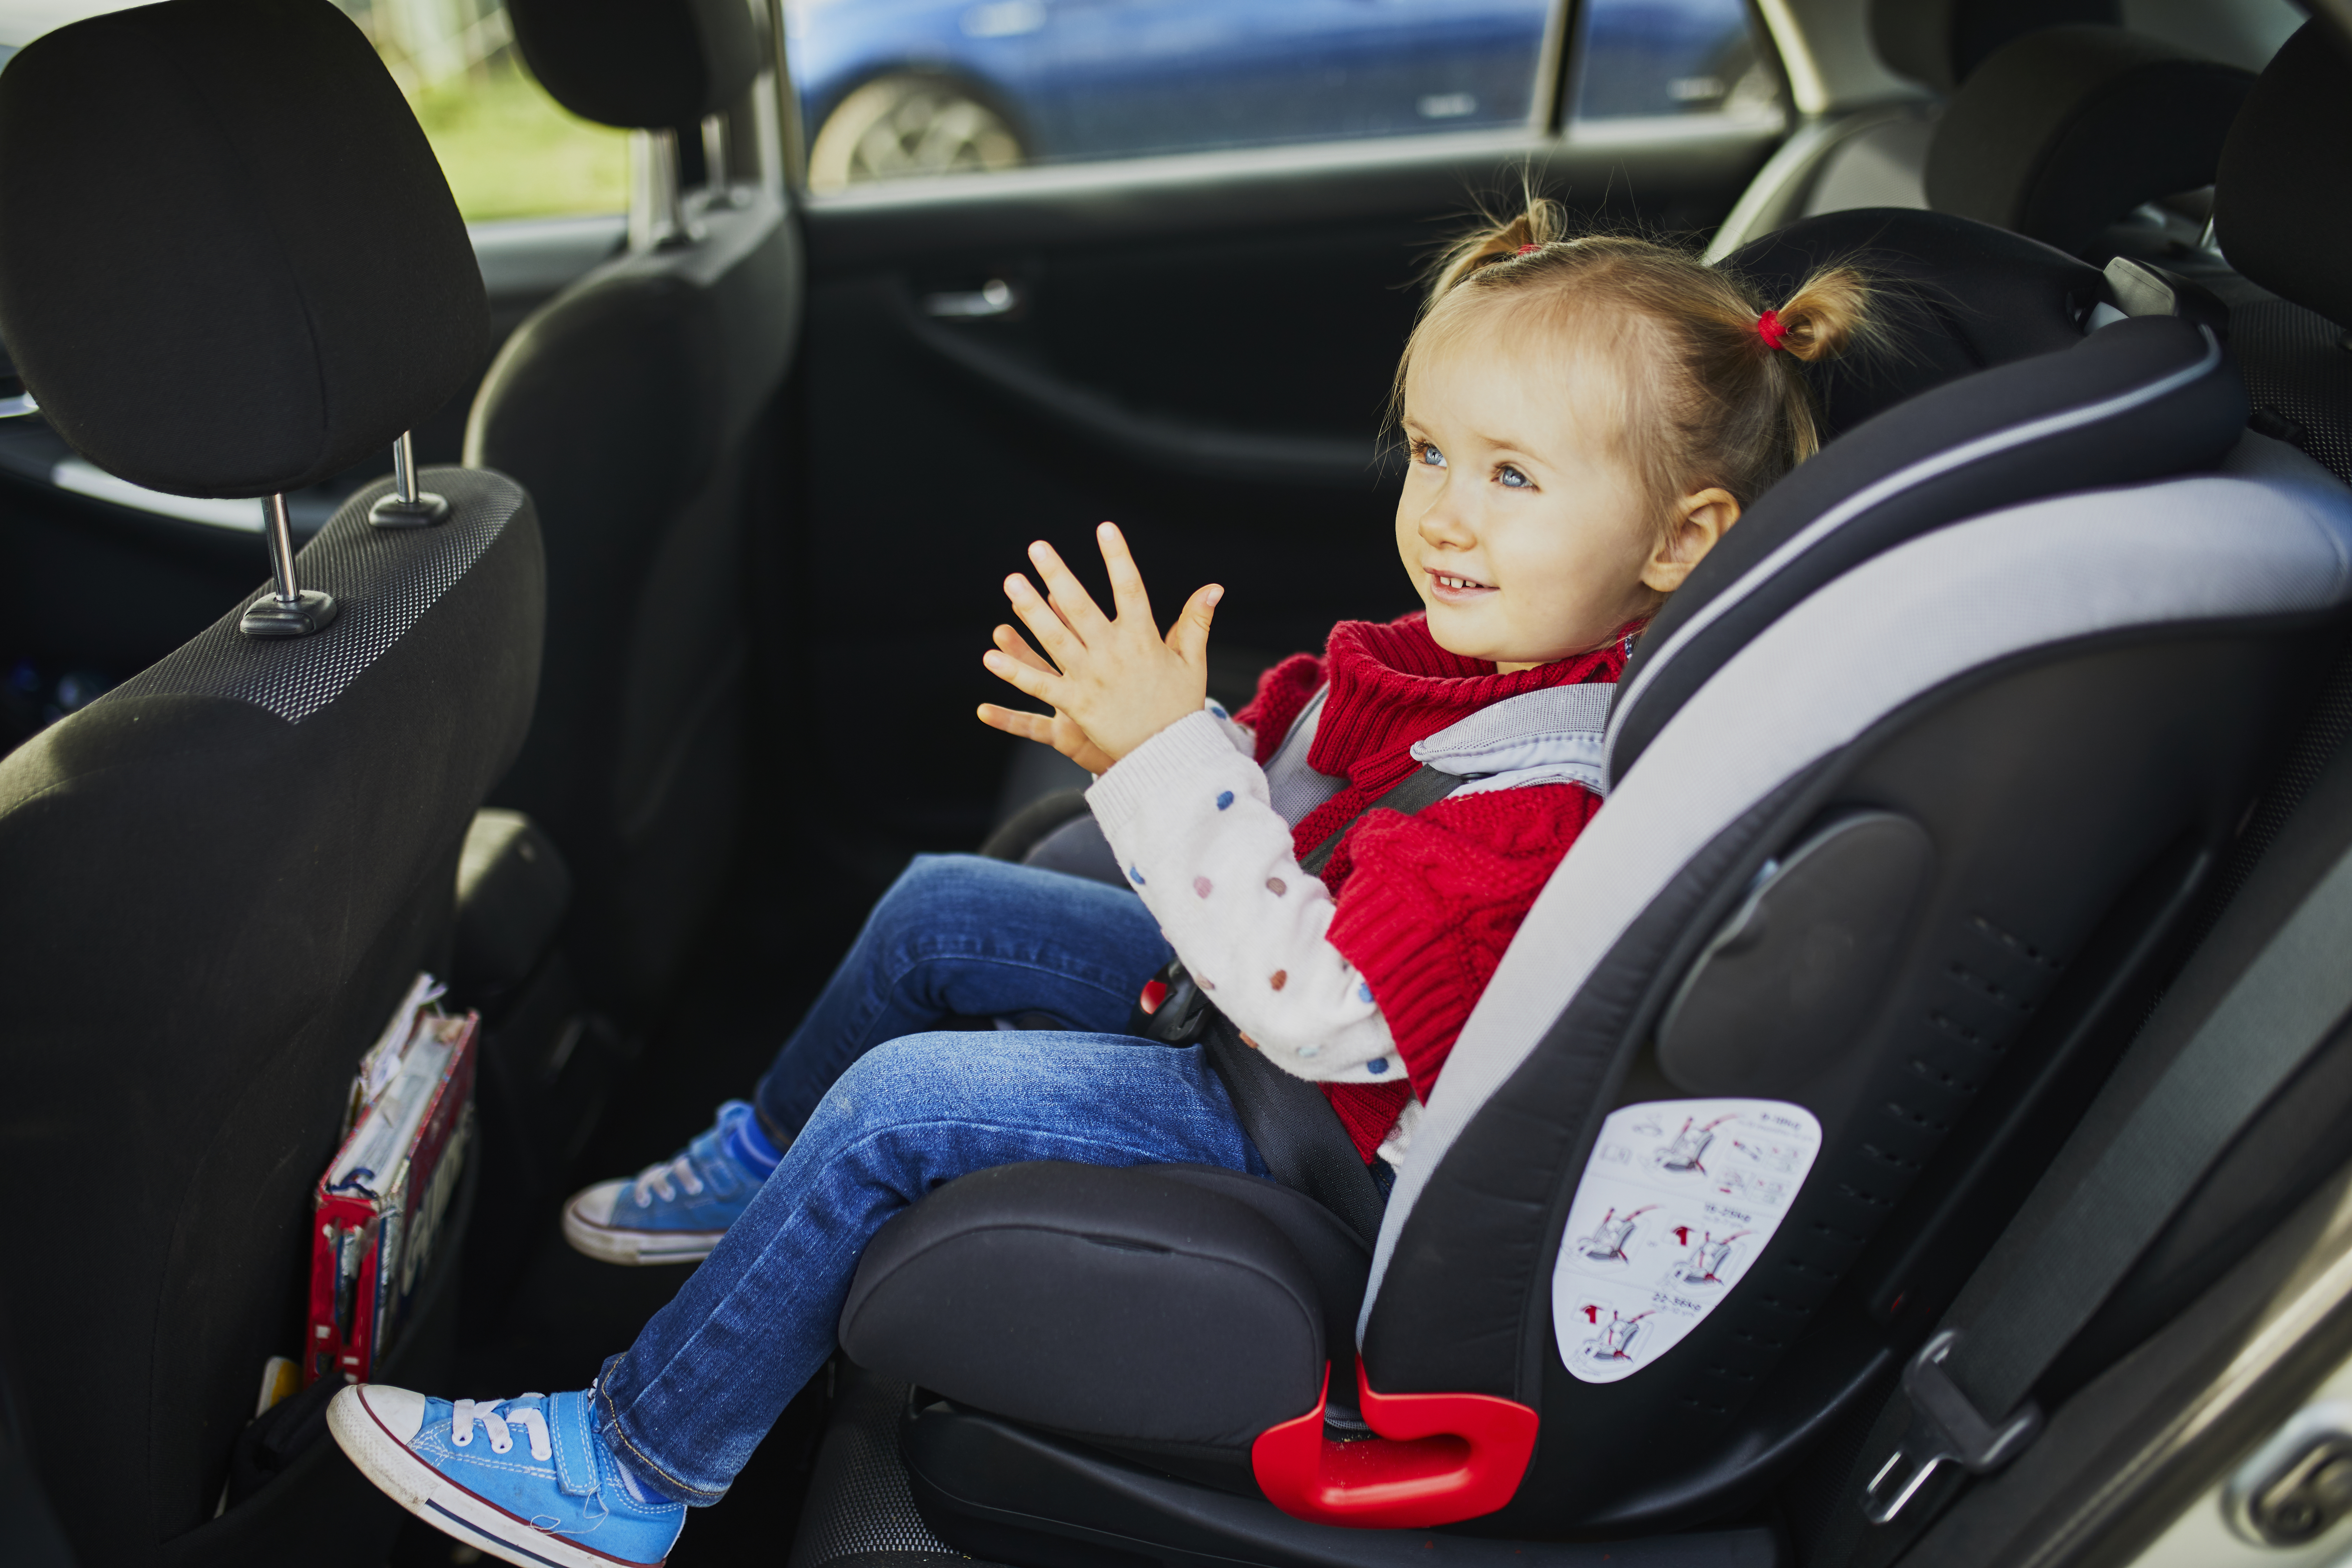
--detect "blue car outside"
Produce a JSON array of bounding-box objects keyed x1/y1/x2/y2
[{"x1": 786, "y1": 0, "x2": 1768, "y2": 172}]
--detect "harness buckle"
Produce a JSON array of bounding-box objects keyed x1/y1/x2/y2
[{"x1": 1861, "y1": 1330, "x2": 2043, "y2": 1526}]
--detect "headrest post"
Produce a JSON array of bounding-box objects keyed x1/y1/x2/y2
[
  {"x1": 368, "y1": 429, "x2": 449, "y2": 528},
  {"x1": 238, "y1": 492, "x2": 338, "y2": 638},
  {"x1": 701, "y1": 113, "x2": 729, "y2": 197},
  {"x1": 629, "y1": 128, "x2": 701, "y2": 252}
]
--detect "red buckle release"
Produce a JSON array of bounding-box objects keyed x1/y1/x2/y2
[
  {"x1": 1139, "y1": 979, "x2": 1169, "y2": 1015},
  {"x1": 1250, "y1": 1362, "x2": 1538, "y2": 1529}
]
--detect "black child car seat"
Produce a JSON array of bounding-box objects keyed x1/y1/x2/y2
[
  {"x1": 790, "y1": 227, "x2": 2352, "y2": 1568},
  {"x1": 0, "y1": 3, "x2": 542, "y2": 1563}
]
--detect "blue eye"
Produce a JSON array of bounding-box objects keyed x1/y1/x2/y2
[
  {"x1": 1498, "y1": 465, "x2": 1530, "y2": 488},
  {"x1": 1418, "y1": 442, "x2": 1446, "y2": 468}
]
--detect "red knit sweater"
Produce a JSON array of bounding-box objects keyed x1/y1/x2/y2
[{"x1": 1234, "y1": 614, "x2": 1633, "y2": 1158}]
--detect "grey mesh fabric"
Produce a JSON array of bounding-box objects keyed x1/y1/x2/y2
[
  {"x1": 111, "y1": 469, "x2": 525, "y2": 723},
  {"x1": 786, "y1": 1371, "x2": 964, "y2": 1568},
  {"x1": 1363, "y1": 442, "x2": 2352, "y2": 1330}
]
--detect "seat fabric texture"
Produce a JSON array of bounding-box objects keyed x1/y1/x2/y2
[
  {"x1": 1923, "y1": 25, "x2": 2255, "y2": 260},
  {"x1": 0, "y1": 476, "x2": 543, "y2": 1562},
  {"x1": 1870, "y1": 0, "x2": 2118, "y2": 95},
  {"x1": 0, "y1": 4, "x2": 536, "y2": 1560},
  {"x1": 468, "y1": 0, "x2": 800, "y2": 1021}
]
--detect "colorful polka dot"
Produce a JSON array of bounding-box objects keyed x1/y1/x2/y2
[
  {"x1": 1270, "y1": 969, "x2": 1288, "y2": 991},
  {"x1": 1200, "y1": 975, "x2": 1215, "y2": 990},
  {"x1": 1209, "y1": 701, "x2": 1228, "y2": 718},
  {"x1": 1216, "y1": 790, "x2": 1234, "y2": 811},
  {"x1": 1193, "y1": 876, "x2": 1213, "y2": 898},
  {"x1": 1267, "y1": 876, "x2": 1287, "y2": 895},
  {"x1": 1357, "y1": 981, "x2": 1374, "y2": 1003},
  {"x1": 1298, "y1": 1044, "x2": 1322, "y2": 1058},
  {"x1": 1367, "y1": 1057, "x2": 1390, "y2": 1076},
  {"x1": 1128, "y1": 865, "x2": 1146, "y2": 885}
]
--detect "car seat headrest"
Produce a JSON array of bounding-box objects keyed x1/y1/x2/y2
[
  {"x1": 0, "y1": 0, "x2": 487, "y2": 501},
  {"x1": 1721, "y1": 207, "x2": 2101, "y2": 443},
  {"x1": 2216, "y1": 21, "x2": 2352, "y2": 330},
  {"x1": 1870, "y1": 0, "x2": 2118, "y2": 93},
  {"x1": 1925, "y1": 26, "x2": 2255, "y2": 260},
  {"x1": 506, "y1": 0, "x2": 763, "y2": 131}
]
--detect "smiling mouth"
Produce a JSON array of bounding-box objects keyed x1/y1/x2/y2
[{"x1": 1427, "y1": 570, "x2": 1496, "y2": 600}]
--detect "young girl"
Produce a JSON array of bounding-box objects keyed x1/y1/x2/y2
[{"x1": 330, "y1": 203, "x2": 1872, "y2": 1568}]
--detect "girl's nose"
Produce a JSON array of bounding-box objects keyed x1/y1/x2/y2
[{"x1": 1418, "y1": 500, "x2": 1475, "y2": 549}]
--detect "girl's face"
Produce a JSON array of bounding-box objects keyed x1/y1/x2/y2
[{"x1": 1395, "y1": 311, "x2": 1736, "y2": 671}]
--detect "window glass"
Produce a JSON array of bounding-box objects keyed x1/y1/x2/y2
[
  {"x1": 1572, "y1": 0, "x2": 1783, "y2": 124},
  {"x1": 786, "y1": 0, "x2": 1781, "y2": 191},
  {"x1": 331, "y1": 0, "x2": 628, "y2": 221}
]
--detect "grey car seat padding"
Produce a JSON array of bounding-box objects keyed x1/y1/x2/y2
[
  {"x1": 1607, "y1": 315, "x2": 2235, "y2": 779},
  {"x1": 1366, "y1": 434, "x2": 2352, "y2": 1334}
]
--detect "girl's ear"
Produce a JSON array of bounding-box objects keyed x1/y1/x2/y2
[{"x1": 1639, "y1": 488, "x2": 1741, "y2": 595}]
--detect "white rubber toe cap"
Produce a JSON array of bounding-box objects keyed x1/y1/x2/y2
[
  {"x1": 354, "y1": 1384, "x2": 429, "y2": 1443},
  {"x1": 569, "y1": 1178, "x2": 626, "y2": 1228}
]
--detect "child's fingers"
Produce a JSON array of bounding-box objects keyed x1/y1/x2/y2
[
  {"x1": 1027, "y1": 540, "x2": 1111, "y2": 637},
  {"x1": 993, "y1": 623, "x2": 1056, "y2": 675},
  {"x1": 1004, "y1": 573, "x2": 1085, "y2": 667},
  {"x1": 1095, "y1": 522, "x2": 1155, "y2": 628},
  {"x1": 976, "y1": 703, "x2": 1056, "y2": 744},
  {"x1": 1166, "y1": 582, "x2": 1224, "y2": 666},
  {"x1": 982, "y1": 646, "x2": 1063, "y2": 706}
]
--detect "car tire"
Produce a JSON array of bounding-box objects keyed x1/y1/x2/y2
[{"x1": 807, "y1": 73, "x2": 1025, "y2": 190}]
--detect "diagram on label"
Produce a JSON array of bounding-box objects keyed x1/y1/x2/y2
[{"x1": 1552, "y1": 1098, "x2": 1822, "y2": 1384}]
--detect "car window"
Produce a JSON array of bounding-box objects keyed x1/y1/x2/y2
[
  {"x1": 786, "y1": 0, "x2": 1783, "y2": 191},
  {"x1": 330, "y1": 0, "x2": 626, "y2": 221}
]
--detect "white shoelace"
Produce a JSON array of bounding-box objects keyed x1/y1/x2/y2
[
  {"x1": 450, "y1": 1397, "x2": 552, "y2": 1461},
  {"x1": 632, "y1": 1153, "x2": 704, "y2": 1206}
]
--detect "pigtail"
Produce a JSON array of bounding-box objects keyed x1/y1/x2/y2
[
  {"x1": 1767, "y1": 265, "x2": 1877, "y2": 364},
  {"x1": 1425, "y1": 195, "x2": 1570, "y2": 302}
]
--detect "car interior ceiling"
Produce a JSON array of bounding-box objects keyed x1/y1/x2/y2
[{"x1": 6, "y1": 1, "x2": 2352, "y2": 1567}]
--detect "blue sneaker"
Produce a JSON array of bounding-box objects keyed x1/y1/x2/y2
[
  {"x1": 329, "y1": 1383, "x2": 685, "y2": 1567},
  {"x1": 560, "y1": 1100, "x2": 780, "y2": 1265}
]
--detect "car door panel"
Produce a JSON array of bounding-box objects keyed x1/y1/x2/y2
[{"x1": 778, "y1": 123, "x2": 1776, "y2": 873}]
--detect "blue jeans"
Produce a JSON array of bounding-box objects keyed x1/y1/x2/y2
[{"x1": 593, "y1": 855, "x2": 1267, "y2": 1504}]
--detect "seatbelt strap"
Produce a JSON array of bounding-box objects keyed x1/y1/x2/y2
[
  {"x1": 1203, "y1": 1015, "x2": 1390, "y2": 1249},
  {"x1": 1149, "y1": 764, "x2": 1467, "y2": 1248},
  {"x1": 1856, "y1": 834, "x2": 2352, "y2": 1533},
  {"x1": 1299, "y1": 763, "x2": 1463, "y2": 876}
]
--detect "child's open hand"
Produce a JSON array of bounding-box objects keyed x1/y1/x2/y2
[{"x1": 976, "y1": 522, "x2": 1223, "y2": 770}]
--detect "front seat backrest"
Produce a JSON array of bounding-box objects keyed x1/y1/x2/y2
[
  {"x1": 468, "y1": 0, "x2": 800, "y2": 1022},
  {"x1": 1925, "y1": 24, "x2": 2255, "y2": 259},
  {"x1": 2213, "y1": 20, "x2": 2352, "y2": 488},
  {"x1": 0, "y1": 2, "x2": 540, "y2": 1561}
]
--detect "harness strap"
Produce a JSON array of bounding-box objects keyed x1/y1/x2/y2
[{"x1": 1151, "y1": 763, "x2": 1468, "y2": 1248}]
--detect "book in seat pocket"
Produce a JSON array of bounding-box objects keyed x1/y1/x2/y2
[{"x1": 306, "y1": 979, "x2": 478, "y2": 1387}]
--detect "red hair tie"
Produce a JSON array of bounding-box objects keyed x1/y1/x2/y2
[
  {"x1": 1516, "y1": 243, "x2": 1540, "y2": 255},
  {"x1": 1756, "y1": 309, "x2": 1790, "y2": 350}
]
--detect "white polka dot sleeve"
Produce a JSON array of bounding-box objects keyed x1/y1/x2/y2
[{"x1": 1084, "y1": 708, "x2": 1405, "y2": 1086}]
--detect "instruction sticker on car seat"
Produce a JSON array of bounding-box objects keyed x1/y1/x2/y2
[{"x1": 1552, "y1": 1098, "x2": 1822, "y2": 1384}]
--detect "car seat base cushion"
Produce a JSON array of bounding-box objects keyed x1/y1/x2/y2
[{"x1": 1250, "y1": 1363, "x2": 1538, "y2": 1529}]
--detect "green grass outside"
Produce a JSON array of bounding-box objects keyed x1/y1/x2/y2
[{"x1": 405, "y1": 58, "x2": 629, "y2": 222}]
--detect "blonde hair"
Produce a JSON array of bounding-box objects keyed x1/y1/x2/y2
[{"x1": 1392, "y1": 197, "x2": 1882, "y2": 528}]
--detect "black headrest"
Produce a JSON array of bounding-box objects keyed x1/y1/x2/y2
[
  {"x1": 0, "y1": 0, "x2": 486, "y2": 500},
  {"x1": 1722, "y1": 207, "x2": 2101, "y2": 444},
  {"x1": 507, "y1": 0, "x2": 763, "y2": 131},
  {"x1": 2216, "y1": 21, "x2": 2352, "y2": 329},
  {"x1": 1609, "y1": 314, "x2": 2244, "y2": 781},
  {"x1": 1925, "y1": 26, "x2": 2255, "y2": 259},
  {"x1": 1871, "y1": 0, "x2": 2118, "y2": 93}
]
